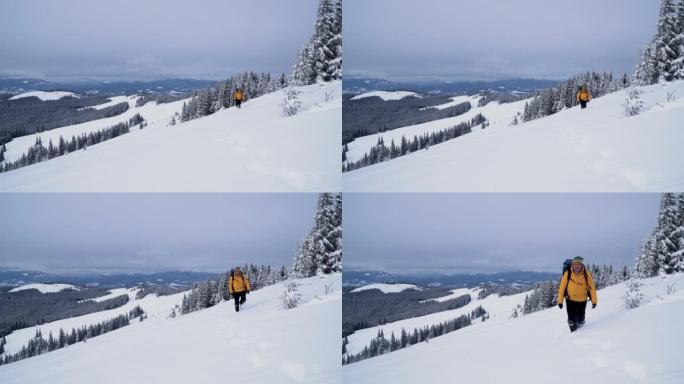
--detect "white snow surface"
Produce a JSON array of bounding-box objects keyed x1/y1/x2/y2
[
  {"x1": 79, "y1": 95, "x2": 131, "y2": 110},
  {"x1": 351, "y1": 91, "x2": 421, "y2": 101},
  {"x1": 344, "y1": 96, "x2": 528, "y2": 164},
  {"x1": 0, "y1": 274, "x2": 342, "y2": 384},
  {"x1": 350, "y1": 283, "x2": 421, "y2": 294},
  {"x1": 419, "y1": 287, "x2": 474, "y2": 303},
  {"x1": 420, "y1": 95, "x2": 480, "y2": 110},
  {"x1": 8, "y1": 91, "x2": 77, "y2": 101},
  {"x1": 344, "y1": 273, "x2": 684, "y2": 383},
  {"x1": 0, "y1": 81, "x2": 341, "y2": 192},
  {"x1": 79, "y1": 288, "x2": 136, "y2": 303},
  {"x1": 344, "y1": 287, "x2": 528, "y2": 356},
  {"x1": 344, "y1": 81, "x2": 684, "y2": 192},
  {"x1": 8, "y1": 283, "x2": 79, "y2": 293}
]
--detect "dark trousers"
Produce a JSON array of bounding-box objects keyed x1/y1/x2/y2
[
  {"x1": 566, "y1": 299, "x2": 587, "y2": 331},
  {"x1": 580, "y1": 100, "x2": 587, "y2": 109},
  {"x1": 232, "y1": 291, "x2": 246, "y2": 311},
  {"x1": 235, "y1": 99, "x2": 242, "y2": 108}
]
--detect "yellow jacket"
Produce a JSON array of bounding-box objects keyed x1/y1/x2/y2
[
  {"x1": 557, "y1": 270, "x2": 597, "y2": 305},
  {"x1": 576, "y1": 89, "x2": 592, "y2": 102},
  {"x1": 229, "y1": 273, "x2": 251, "y2": 294},
  {"x1": 233, "y1": 90, "x2": 244, "y2": 101}
]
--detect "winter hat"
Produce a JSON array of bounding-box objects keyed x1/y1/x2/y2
[{"x1": 572, "y1": 256, "x2": 584, "y2": 264}]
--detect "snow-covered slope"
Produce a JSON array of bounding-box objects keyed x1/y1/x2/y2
[
  {"x1": 345, "y1": 287, "x2": 527, "y2": 356},
  {"x1": 8, "y1": 283, "x2": 79, "y2": 293},
  {"x1": 8, "y1": 91, "x2": 77, "y2": 101},
  {"x1": 80, "y1": 95, "x2": 130, "y2": 110},
  {"x1": 350, "y1": 283, "x2": 421, "y2": 293},
  {"x1": 79, "y1": 287, "x2": 135, "y2": 303},
  {"x1": 0, "y1": 274, "x2": 341, "y2": 384},
  {"x1": 344, "y1": 95, "x2": 528, "y2": 164},
  {"x1": 344, "y1": 81, "x2": 684, "y2": 192},
  {"x1": 351, "y1": 91, "x2": 420, "y2": 101},
  {"x1": 0, "y1": 81, "x2": 341, "y2": 192},
  {"x1": 344, "y1": 274, "x2": 684, "y2": 384}
]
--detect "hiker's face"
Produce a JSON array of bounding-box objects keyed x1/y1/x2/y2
[{"x1": 572, "y1": 263, "x2": 583, "y2": 273}]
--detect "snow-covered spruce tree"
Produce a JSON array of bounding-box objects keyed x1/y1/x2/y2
[
  {"x1": 281, "y1": 280, "x2": 302, "y2": 309},
  {"x1": 673, "y1": 192, "x2": 684, "y2": 271},
  {"x1": 282, "y1": 86, "x2": 303, "y2": 116},
  {"x1": 291, "y1": 193, "x2": 343, "y2": 277},
  {"x1": 624, "y1": 279, "x2": 645, "y2": 309},
  {"x1": 634, "y1": 193, "x2": 682, "y2": 277},
  {"x1": 676, "y1": 0, "x2": 684, "y2": 78},
  {"x1": 635, "y1": 0, "x2": 683, "y2": 84},
  {"x1": 624, "y1": 86, "x2": 645, "y2": 116},
  {"x1": 291, "y1": 0, "x2": 342, "y2": 85}
]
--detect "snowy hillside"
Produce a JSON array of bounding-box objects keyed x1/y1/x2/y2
[
  {"x1": 344, "y1": 95, "x2": 528, "y2": 164},
  {"x1": 350, "y1": 283, "x2": 421, "y2": 293},
  {"x1": 344, "y1": 274, "x2": 684, "y2": 383},
  {"x1": 8, "y1": 283, "x2": 79, "y2": 293},
  {"x1": 0, "y1": 81, "x2": 341, "y2": 192},
  {"x1": 0, "y1": 274, "x2": 342, "y2": 384},
  {"x1": 351, "y1": 91, "x2": 421, "y2": 101},
  {"x1": 344, "y1": 287, "x2": 527, "y2": 357},
  {"x1": 8, "y1": 91, "x2": 77, "y2": 101},
  {"x1": 344, "y1": 81, "x2": 684, "y2": 192}
]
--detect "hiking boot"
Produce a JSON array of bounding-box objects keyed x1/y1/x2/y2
[{"x1": 568, "y1": 322, "x2": 577, "y2": 332}]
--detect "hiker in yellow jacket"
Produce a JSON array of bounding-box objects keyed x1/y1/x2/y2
[
  {"x1": 557, "y1": 256, "x2": 597, "y2": 332},
  {"x1": 229, "y1": 266, "x2": 251, "y2": 312},
  {"x1": 233, "y1": 88, "x2": 245, "y2": 109},
  {"x1": 576, "y1": 85, "x2": 592, "y2": 109}
]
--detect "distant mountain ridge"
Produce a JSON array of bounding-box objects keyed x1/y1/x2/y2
[
  {"x1": 343, "y1": 270, "x2": 558, "y2": 288},
  {"x1": 0, "y1": 77, "x2": 217, "y2": 96},
  {"x1": 0, "y1": 269, "x2": 219, "y2": 289},
  {"x1": 343, "y1": 77, "x2": 559, "y2": 96}
]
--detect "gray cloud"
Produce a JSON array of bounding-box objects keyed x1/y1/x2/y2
[
  {"x1": 0, "y1": 0, "x2": 319, "y2": 81},
  {"x1": 344, "y1": 194, "x2": 660, "y2": 273},
  {"x1": 0, "y1": 193, "x2": 318, "y2": 273},
  {"x1": 345, "y1": 0, "x2": 658, "y2": 80}
]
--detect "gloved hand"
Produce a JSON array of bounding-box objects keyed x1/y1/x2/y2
[
  {"x1": 558, "y1": 303, "x2": 563, "y2": 309},
  {"x1": 592, "y1": 304, "x2": 596, "y2": 309}
]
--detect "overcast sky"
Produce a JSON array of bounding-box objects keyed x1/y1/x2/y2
[
  {"x1": 0, "y1": 0, "x2": 318, "y2": 81},
  {"x1": 345, "y1": 0, "x2": 659, "y2": 81},
  {"x1": 0, "y1": 194, "x2": 317, "y2": 274},
  {"x1": 344, "y1": 194, "x2": 660, "y2": 274}
]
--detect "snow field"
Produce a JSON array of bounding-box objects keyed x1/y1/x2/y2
[
  {"x1": 0, "y1": 81, "x2": 341, "y2": 192},
  {"x1": 0, "y1": 274, "x2": 342, "y2": 384},
  {"x1": 344, "y1": 81, "x2": 684, "y2": 192},
  {"x1": 344, "y1": 273, "x2": 684, "y2": 384}
]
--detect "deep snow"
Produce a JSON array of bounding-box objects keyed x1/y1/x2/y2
[
  {"x1": 0, "y1": 81, "x2": 341, "y2": 192},
  {"x1": 344, "y1": 274, "x2": 684, "y2": 384},
  {"x1": 344, "y1": 81, "x2": 684, "y2": 192},
  {"x1": 0, "y1": 274, "x2": 342, "y2": 384}
]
